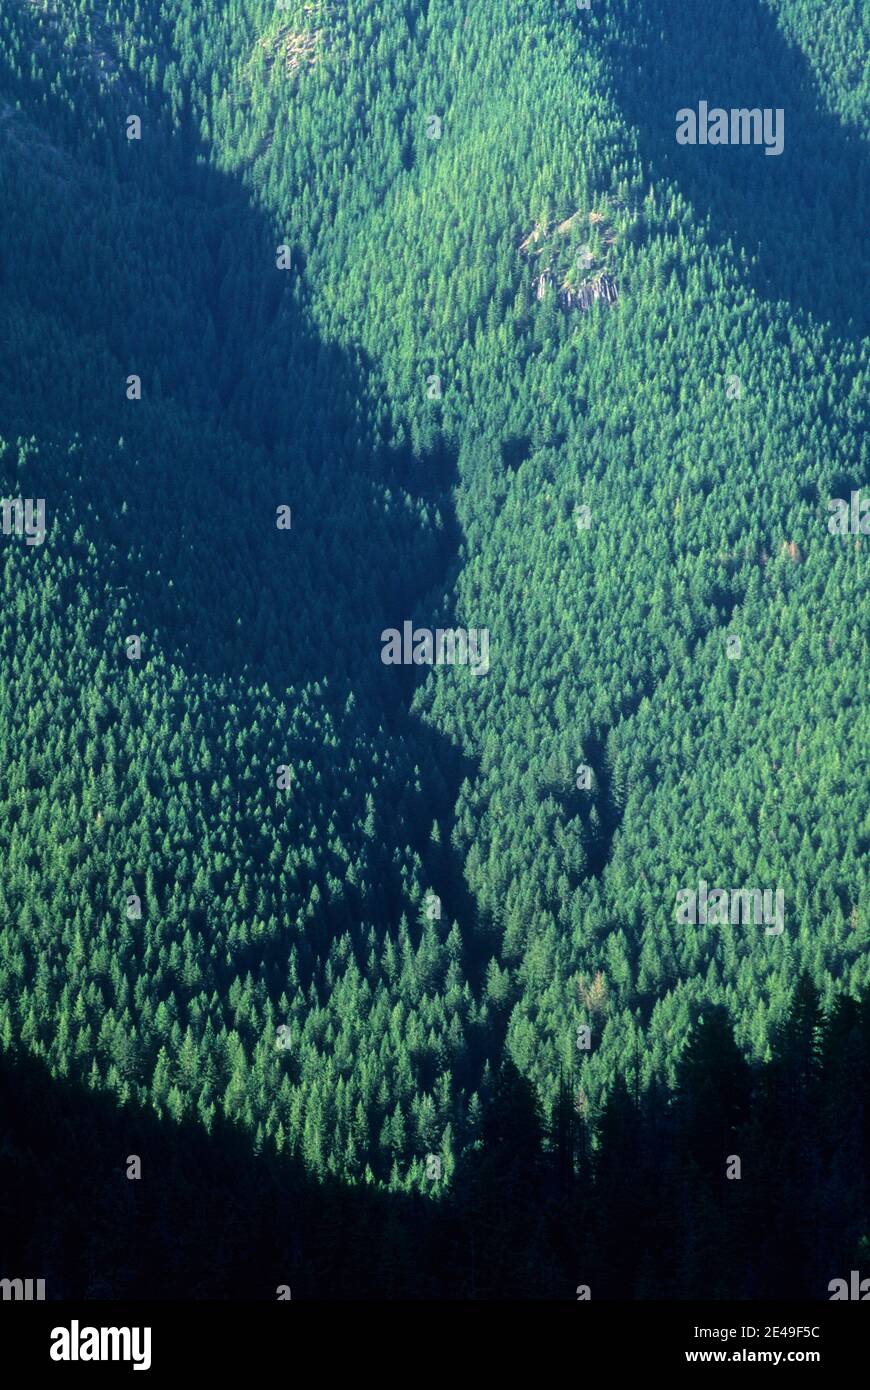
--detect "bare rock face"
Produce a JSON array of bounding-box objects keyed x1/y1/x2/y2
[
  {"x1": 533, "y1": 263, "x2": 619, "y2": 312},
  {"x1": 555, "y1": 274, "x2": 618, "y2": 312},
  {"x1": 535, "y1": 269, "x2": 553, "y2": 301},
  {"x1": 598, "y1": 274, "x2": 618, "y2": 305}
]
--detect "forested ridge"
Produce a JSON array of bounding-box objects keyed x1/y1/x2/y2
[{"x1": 0, "y1": 0, "x2": 867, "y2": 1297}]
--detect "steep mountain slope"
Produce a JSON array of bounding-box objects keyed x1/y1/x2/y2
[{"x1": 0, "y1": 0, "x2": 866, "y2": 1200}]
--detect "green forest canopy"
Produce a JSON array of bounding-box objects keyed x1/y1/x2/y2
[{"x1": 0, "y1": 0, "x2": 866, "y2": 1197}]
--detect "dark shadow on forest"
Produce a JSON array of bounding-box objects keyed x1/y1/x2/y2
[
  {"x1": 602, "y1": 0, "x2": 869, "y2": 340},
  {"x1": 2, "y1": 1017, "x2": 865, "y2": 1301},
  {"x1": 0, "y1": 1047, "x2": 444, "y2": 1299},
  {"x1": 0, "y1": 4, "x2": 487, "y2": 1109}
]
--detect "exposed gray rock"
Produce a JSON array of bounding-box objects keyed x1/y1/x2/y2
[{"x1": 554, "y1": 274, "x2": 618, "y2": 312}]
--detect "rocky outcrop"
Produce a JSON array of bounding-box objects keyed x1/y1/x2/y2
[
  {"x1": 598, "y1": 274, "x2": 618, "y2": 305},
  {"x1": 535, "y1": 269, "x2": 553, "y2": 301},
  {"x1": 551, "y1": 273, "x2": 618, "y2": 312}
]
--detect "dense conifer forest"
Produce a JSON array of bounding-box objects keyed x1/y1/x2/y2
[{"x1": 0, "y1": 0, "x2": 867, "y2": 1300}]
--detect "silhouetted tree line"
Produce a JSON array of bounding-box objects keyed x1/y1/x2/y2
[{"x1": 2, "y1": 974, "x2": 867, "y2": 1300}]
